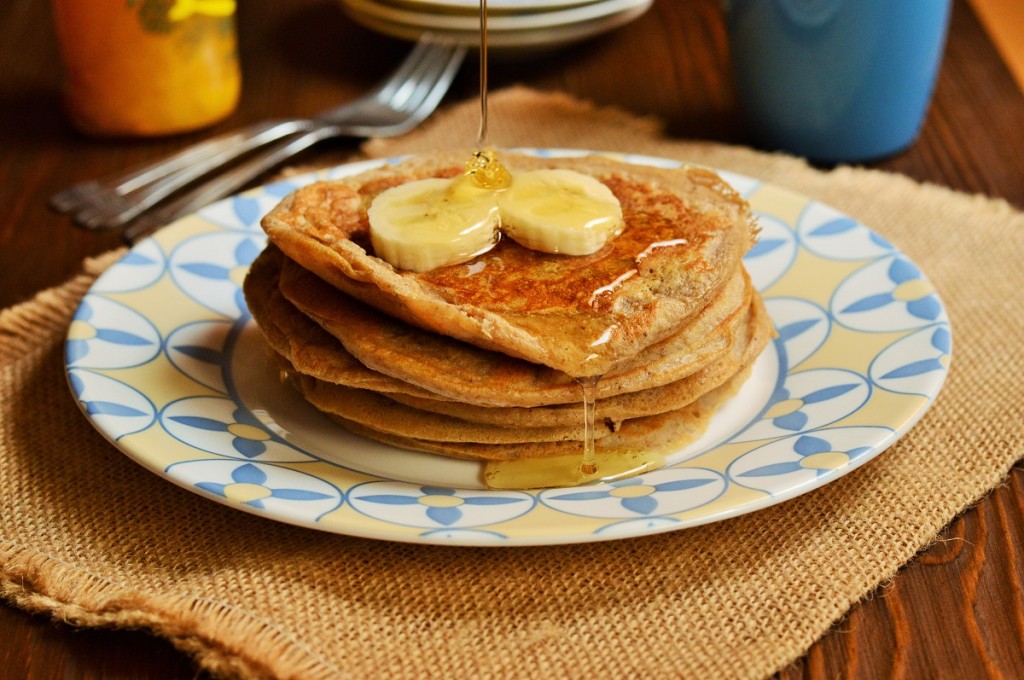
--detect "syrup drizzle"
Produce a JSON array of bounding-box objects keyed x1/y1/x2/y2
[
  {"x1": 474, "y1": 0, "x2": 602, "y2": 486},
  {"x1": 472, "y1": 0, "x2": 650, "y2": 488},
  {"x1": 477, "y1": 0, "x2": 490, "y2": 148},
  {"x1": 579, "y1": 375, "x2": 600, "y2": 476},
  {"x1": 465, "y1": 1, "x2": 510, "y2": 191}
]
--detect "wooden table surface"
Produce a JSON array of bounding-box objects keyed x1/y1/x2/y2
[{"x1": 2, "y1": 0, "x2": 1023, "y2": 677}]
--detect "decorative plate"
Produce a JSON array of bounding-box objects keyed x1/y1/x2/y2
[{"x1": 65, "y1": 150, "x2": 951, "y2": 546}]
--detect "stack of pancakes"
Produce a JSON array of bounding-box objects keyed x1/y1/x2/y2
[{"x1": 244, "y1": 152, "x2": 773, "y2": 481}]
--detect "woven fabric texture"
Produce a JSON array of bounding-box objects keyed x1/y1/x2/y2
[{"x1": 2, "y1": 88, "x2": 1023, "y2": 679}]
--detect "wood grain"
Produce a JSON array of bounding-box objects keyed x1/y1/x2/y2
[{"x1": 1, "y1": 0, "x2": 1023, "y2": 677}]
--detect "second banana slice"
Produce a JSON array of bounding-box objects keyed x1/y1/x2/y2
[{"x1": 497, "y1": 169, "x2": 624, "y2": 257}]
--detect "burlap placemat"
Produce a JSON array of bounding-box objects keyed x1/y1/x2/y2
[{"x1": 2, "y1": 87, "x2": 1023, "y2": 679}]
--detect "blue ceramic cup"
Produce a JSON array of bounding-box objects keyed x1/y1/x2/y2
[{"x1": 725, "y1": 0, "x2": 952, "y2": 163}]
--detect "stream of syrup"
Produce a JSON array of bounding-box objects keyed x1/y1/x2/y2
[
  {"x1": 579, "y1": 375, "x2": 600, "y2": 475},
  {"x1": 472, "y1": 1, "x2": 663, "y2": 489},
  {"x1": 478, "y1": 0, "x2": 490, "y2": 148}
]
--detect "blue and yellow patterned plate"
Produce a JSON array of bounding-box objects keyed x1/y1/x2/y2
[{"x1": 65, "y1": 150, "x2": 951, "y2": 546}]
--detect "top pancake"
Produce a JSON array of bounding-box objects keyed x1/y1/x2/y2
[{"x1": 261, "y1": 151, "x2": 757, "y2": 377}]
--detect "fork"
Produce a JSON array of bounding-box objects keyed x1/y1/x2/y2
[{"x1": 51, "y1": 35, "x2": 466, "y2": 233}]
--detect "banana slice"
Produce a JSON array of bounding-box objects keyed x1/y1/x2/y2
[
  {"x1": 496, "y1": 169, "x2": 624, "y2": 256},
  {"x1": 368, "y1": 177, "x2": 500, "y2": 272}
]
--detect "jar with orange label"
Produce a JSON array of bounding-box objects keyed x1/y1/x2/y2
[{"x1": 51, "y1": 0, "x2": 241, "y2": 137}]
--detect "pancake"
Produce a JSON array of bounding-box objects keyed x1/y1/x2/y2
[
  {"x1": 275, "y1": 247, "x2": 753, "y2": 407},
  {"x1": 287, "y1": 291, "x2": 769, "y2": 438},
  {"x1": 261, "y1": 151, "x2": 757, "y2": 377},
  {"x1": 247, "y1": 244, "x2": 753, "y2": 409},
  {"x1": 244, "y1": 246, "x2": 444, "y2": 400},
  {"x1": 289, "y1": 374, "x2": 614, "y2": 443},
  {"x1": 248, "y1": 245, "x2": 769, "y2": 435},
  {"x1": 327, "y1": 364, "x2": 751, "y2": 463},
  {"x1": 384, "y1": 292, "x2": 771, "y2": 428}
]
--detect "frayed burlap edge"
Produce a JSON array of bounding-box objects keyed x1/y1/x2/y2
[{"x1": 0, "y1": 544, "x2": 341, "y2": 680}]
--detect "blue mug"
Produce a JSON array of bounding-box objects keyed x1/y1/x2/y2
[{"x1": 725, "y1": 0, "x2": 952, "y2": 163}]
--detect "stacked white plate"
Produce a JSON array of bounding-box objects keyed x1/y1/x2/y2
[{"x1": 338, "y1": 0, "x2": 654, "y2": 54}]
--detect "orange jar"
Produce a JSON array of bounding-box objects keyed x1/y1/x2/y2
[{"x1": 52, "y1": 0, "x2": 241, "y2": 137}]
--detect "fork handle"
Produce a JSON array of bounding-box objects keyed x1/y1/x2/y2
[
  {"x1": 50, "y1": 121, "x2": 279, "y2": 213},
  {"x1": 122, "y1": 128, "x2": 331, "y2": 243},
  {"x1": 95, "y1": 120, "x2": 316, "y2": 228},
  {"x1": 71, "y1": 120, "x2": 317, "y2": 230},
  {"x1": 48, "y1": 117, "x2": 315, "y2": 223}
]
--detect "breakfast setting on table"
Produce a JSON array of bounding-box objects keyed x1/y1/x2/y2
[{"x1": 1, "y1": 0, "x2": 1023, "y2": 678}]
